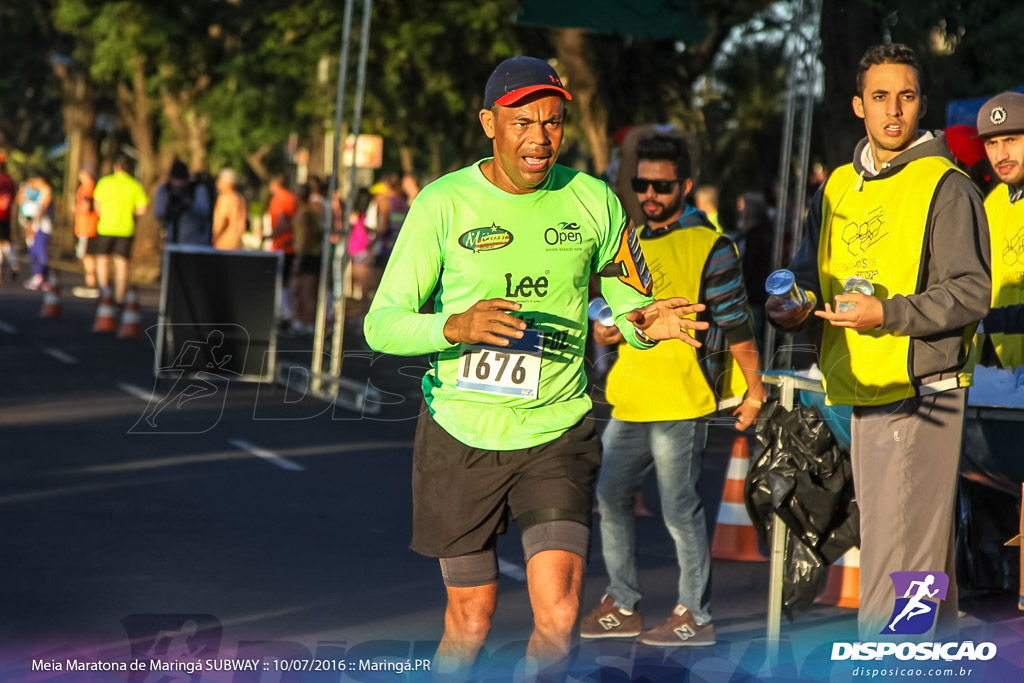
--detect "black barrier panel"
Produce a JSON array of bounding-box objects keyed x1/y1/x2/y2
[{"x1": 157, "y1": 246, "x2": 282, "y2": 382}]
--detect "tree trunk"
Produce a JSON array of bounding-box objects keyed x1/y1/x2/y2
[
  {"x1": 399, "y1": 145, "x2": 415, "y2": 175},
  {"x1": 246, "y1": 144, "x2": 273, "y2": 183},
  {"x1": 53, "y1": 64, "x2": 99, "y2": 257},
  {"x1": 160, "y1": 89, "x2": 191, "y2": 166},
  {"x1": 117, "y1": 53, "x2": 160, "y2": 263},
  {"x1": 427, "y1": 136, "x2": 442, "y2": 181},
  {"x1": 308, "y1": 119, "x2": 325, "y2": 181},
  {"x1": 186, "y1": 107, "x2": 210, "y2": 172},
  {"x1": 552, "y1": 28, "x2": 610, "y2": 175}
]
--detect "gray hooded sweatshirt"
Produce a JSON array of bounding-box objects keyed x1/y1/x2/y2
[{"x1": 785, "y1": 131, "x2": 991, "y2": 387}]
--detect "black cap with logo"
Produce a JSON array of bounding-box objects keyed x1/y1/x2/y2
[{"x1": 483, "y1": 56, "x2": 573, "y2": 110}]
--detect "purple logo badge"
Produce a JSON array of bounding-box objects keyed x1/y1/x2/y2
[{"x1": 881, "y1": 571, "x2": 949, "y2": 635}]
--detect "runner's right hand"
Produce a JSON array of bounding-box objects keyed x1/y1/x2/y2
[{"x1": 443, "y1": 298, "x2": 526, "y2": 346}]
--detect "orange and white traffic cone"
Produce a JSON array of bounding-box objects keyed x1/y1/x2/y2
[
  {"x1": 711, "y1": 436, "x2": 768, "y2": 562},
  {"x1": 815, "y1": 547, "x2": 860, "y2": 608},
  {"x1": 93, "y1": 289, "x2": 118, "y2": 333},
  {"x1": 40, "y1": 273, "x2": 62, "y2": 319},
  {"x1": 117, "y1": 287, "x2": 143, "y2": 339}
]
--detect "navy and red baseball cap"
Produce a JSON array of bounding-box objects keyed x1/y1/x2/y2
[{"x1": 483, "y1": 56, "x2": 572, "y2": 110}]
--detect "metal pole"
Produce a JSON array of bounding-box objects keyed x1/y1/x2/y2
[
  {"x1": 762, "y1": 6, "x2": 801, "y2": 366},
  {"x1": 789, "y1": 0, "x2": 823, "y2": 253},
  {"x1": 312, "y1": 0, "x2": 355, "y2": 393},
  {"x1": 330, "y1": 0, "x2": 373, "y2": 378}
]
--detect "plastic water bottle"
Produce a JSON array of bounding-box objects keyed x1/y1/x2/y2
[
  {"x1": 837, "y1": 276, "x2": 874, "y2": 312},
  {"x1": 765, "y1": 269, "x2": 815, "y2": 309},
  {"x1": 588, "y1": 298, "x2": 615, "y2": 327}
]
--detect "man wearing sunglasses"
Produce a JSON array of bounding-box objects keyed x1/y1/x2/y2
[
  {"x1": 364, "y1": 58, "x2": 710, "y2": 677},
  {"x1": 580, "y1": 134, "x2": 766, "y2": 646}
]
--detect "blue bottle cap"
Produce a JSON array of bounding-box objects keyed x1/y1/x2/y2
[{"x1": 765, "y1": 269, "x2": 796, "y2": 296}]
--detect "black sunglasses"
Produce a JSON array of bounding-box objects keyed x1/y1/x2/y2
[{"x1": 631, "y1": 177, "x2": 680, "y2": 194}]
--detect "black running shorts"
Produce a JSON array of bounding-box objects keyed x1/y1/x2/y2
[
  {"x1": 89, "y1": 234, "x2": 134, "y2": 258},
  {"x1": 410, "y1": 407, "x2": 601, "y2": 558}
]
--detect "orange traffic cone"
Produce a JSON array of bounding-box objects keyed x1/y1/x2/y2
[
  {"x1": 815, "y1": 547, "x2": 860, "y2": 608},
  {"x1": 711, "y1": 436, "x2": 768, "y2": 561},
  {"x1": 117, "y1": 287, "x2": 143, "y2": 339},
  {"x1": 40, "y1": 273, "x2": 62, "y2": 318},
  {"x1": 93, "y1": 289, "x2": 118, "y2": 333}
]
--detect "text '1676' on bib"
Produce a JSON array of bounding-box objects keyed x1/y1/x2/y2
[{"x1": 456, "y1": 329, "x2": 544, "y2": 399}]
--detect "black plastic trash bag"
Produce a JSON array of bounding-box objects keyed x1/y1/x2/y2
[
  {"x1": 955, "y1": 476, "x2": 1021, "y2": 598},
  {"x1": 745, "y1": 398, "x2": 860, "y2": 617}
]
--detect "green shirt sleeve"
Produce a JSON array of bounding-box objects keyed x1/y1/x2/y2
[
  {"x1": 591, "y1": 186, "x2": 656, "y2": 348},
  {"x1": 364, "y1": 192, "x2": 456, "y2": 356}
]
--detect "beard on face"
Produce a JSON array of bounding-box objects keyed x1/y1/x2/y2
[{"x1": 642, "y1": 197, "x2": 680, "y2": 223}]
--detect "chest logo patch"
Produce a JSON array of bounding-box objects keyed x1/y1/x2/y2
[{"x1": 459, "y1": 224, "x2": 514, "y2": 252}]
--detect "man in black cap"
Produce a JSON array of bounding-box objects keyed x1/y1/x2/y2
[
  {"x1": 365, "y1": 56, "x2": 708, "y2": 675},
  {"x1": 977, "y1": 91, "x2": 1024, "y2": 367}
]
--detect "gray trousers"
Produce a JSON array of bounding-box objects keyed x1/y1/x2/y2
[{"x1": 850, "y1": 388, "x2": 966, "y2": 640}]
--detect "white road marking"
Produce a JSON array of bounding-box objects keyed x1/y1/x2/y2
[
  {"x1": 497, "y1": 558, "x2": 527, "y2": 583},
  {"x1": 118, "y1": 382, "x2": 154, "y2": 402},
  {"x1": 229, "y1": 438, "x2": 305, "y2": 472},
  {"x1": 0, "y1": 320, "x2": 17, "y2": 334},
  {"x1": 41, "y1": 347, "x2": 78, "y2": 365}
]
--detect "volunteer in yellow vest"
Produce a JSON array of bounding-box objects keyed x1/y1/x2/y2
[
  {"x1": 767, "y1": 44, "x2": 990, "y2": 639},
  {"x1": 580, "y1": 134, "x2": 765, "y2": 647},
  {"x1": 976, "y1": 92, "x2": 1024, "y2": 368},
  {"x1": 93, "y1": 155, "x2": 149, "y2": 304}
]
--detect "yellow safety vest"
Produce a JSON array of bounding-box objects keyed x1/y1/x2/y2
[
  {"x1": 605, "y1": 223, "x2": 749, "y2": 421},
  {"x1": 817, "y1": 157, "x2": 963, "y2": 406},
  {"x1": 984, "y1": 185, "x2": 1024, "y2": 368}
]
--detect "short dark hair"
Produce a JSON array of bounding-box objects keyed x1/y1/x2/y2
[
  {"x1": 113, "y1": 154, "x2": 131, "y2": 171},
  {"x1": 636, "y1": 134, "x2": 691, "y2": 182},
  {"x1": 856, "y1": 43, "x2": 922, "y2": 95}
]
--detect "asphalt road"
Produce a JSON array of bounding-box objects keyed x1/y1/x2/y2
[{"x1": 0, "y1": 271, "x2": 1020, "y2": 682}]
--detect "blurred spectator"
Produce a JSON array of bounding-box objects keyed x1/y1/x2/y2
[
  {"x1": 268, "y1": 174, "x2": 297, "y2": 320},
  {"x1": 290, "y1": 184, "x2": 322, "y2": 334},
  {"x1": 73, "y1": 166, "x2": 100, "y2": 298},
  {"x1": 347, "y1": 188, "x2": 373, "y2": 301},
  {"x1": 693, "y1": 185, "x2": 724, "y2": 234},
  {"x1": 308, "y1": 176, "x2": 327, "y2": 223},
  {"x1": 0, "y1": 154, "x2": 16, "y2": 284},
  {"x1": 735, "y1": 192, "x2": 773, "y2": 341},
  {"x1": 15, "y1": 171, "x2": 54, "y2": 290},
  {"x1": 155, "y1": 159, "x2": 212, "y2": 245},
  {"x1": 373, "y1": 172, "x2": 409, "y2": 267},
  {"x1": 401, "y1": 172, "x2": 421, "y2": 202},
  {"x1": 212, "y1": 168, "x2": 247, "y2": 250},
  {"x1": 93, "y1": 155, "x2": 148, "y2": 303}
]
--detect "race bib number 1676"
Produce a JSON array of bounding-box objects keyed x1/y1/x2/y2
[{"x1": 457, "y1": 329, "x2": 543, "y2": 398}]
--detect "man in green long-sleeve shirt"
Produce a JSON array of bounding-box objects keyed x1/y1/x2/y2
[{"x1": 364, "y1": 56, "x2": 708, "y2": 677}]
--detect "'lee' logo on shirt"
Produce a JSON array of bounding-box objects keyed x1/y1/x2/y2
[{"x1": 504, "y1": 272, "x2": 549, "y2": 298}]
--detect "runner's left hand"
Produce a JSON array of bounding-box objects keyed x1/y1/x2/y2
[{"x1": 626, "y1": 297, "x2": 709, "y2": 348}]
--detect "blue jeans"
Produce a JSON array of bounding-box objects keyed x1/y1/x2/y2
[{"x1": 596, "y1": 418, "x2": 712, "y2": 624}]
